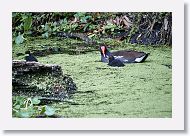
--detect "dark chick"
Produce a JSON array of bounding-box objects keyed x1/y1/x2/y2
[
  {"x1": 108, "y1": 55, "x2": 125, "y2": 67},
  {"x1": 25, "y1": 51, "x2": 38, "y2": 62}
]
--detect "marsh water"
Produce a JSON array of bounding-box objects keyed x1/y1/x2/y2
[{"x1": 13, "y1": 37, "x2": 172, "y2": 118}]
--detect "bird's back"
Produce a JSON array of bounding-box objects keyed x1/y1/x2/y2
[
  {"x1": 112, "y1": 50, "x2": 147, "y2": 59},
  {"x1": 25, "y1": 54, "x2": 38, "y2": 62}
]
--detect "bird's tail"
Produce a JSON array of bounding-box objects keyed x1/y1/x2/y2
[{"x1": 141, "y1": 53, "x2": 150, "y2": 62}]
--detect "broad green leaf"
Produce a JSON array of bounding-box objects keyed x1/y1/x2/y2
[
  {"x1": 44, "y1": 24, "x2": 49, "y2": 31},
  {"x1": 42, "y1": 32, "x2": 49, "y2": 38},
  {"x1": 15, "y1": 96, "x2": 25, "y2": 103},
  {"x1": 15, "y1": 33, "x2": 24, "y2": 44},
  {"x1": 19, "y1": 108, "x2": 34, "y2": 118},
  {"x1": 31, "y1": 97, "x2": 41, "y2": 105},
  {"x1": 14, "y1": 105, "x2": 21, "y2": 110},
  {"x1": 44, "y1": 106, "x2": 56, "y2": 116},
  {"x1": 19, "y1": 111, "x2": 31, "y2": 118},
  {"x1": 53, "y1": 22, "x2": 57, "y2": 26},
  {"x1": 53, "y1": 27, "x2": 57, "y2": 32}
]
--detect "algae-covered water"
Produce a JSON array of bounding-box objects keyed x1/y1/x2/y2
[{"x1": 13, "y1": 37, "x2": 172, "y2": 118}]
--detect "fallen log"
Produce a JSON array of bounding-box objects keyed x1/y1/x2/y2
[{"x1": 12, "y1": 60, "x2": 77, "y2": 102}]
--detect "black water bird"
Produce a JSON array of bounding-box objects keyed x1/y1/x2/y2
[
  {"x1": 25, "y1": 51, "x2": 38, "y2": 62},
  {"x1": 100, "y1": 45, "x2": 149, "y2": 63},
  {"x1": 108, "y1": 55, "x2": 125, "y2": 67}
]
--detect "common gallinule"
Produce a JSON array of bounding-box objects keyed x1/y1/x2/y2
[
  {"x1": 100, "y1": 45, "x2": 149, "y2": 63},
  {"x1": 25, "y1": 51, "x2": 38, "y2": 62},
  {"x1": 108, "y1": 55, "x2": 125, "y2": 67}
]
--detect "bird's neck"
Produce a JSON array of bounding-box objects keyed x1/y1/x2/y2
[{"x1": 106, "y1": 50, "x2": 111, "y2": 56}]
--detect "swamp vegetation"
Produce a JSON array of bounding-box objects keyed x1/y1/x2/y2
[{"x1": 12, "y1": 12, "x2": 172, "y2": 118}]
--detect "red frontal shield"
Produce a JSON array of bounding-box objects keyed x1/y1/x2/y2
[{"x1": 101, "y1": 46, "x2": 106, "y2": 57}]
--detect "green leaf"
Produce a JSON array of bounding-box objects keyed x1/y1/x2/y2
[
  {"x1": 52, "y1": 27, "x2": 57, "y2": 32},
  {"x1": 44, "y1": 106, "x2": 56, "y2": 116},
  {"x1": 14, "y1": 105, "x2": 21, "y2": 110},
  {"x1": 44, "y1": 24, "x2": 49, "y2": 31},
  {"x1": 15, "y1": 33, "x2": 24, "y2": 44},
  {"x1": 19, "y1": 111, "x2": 31, "y2": 118},
  {"x1": 53, "y1": 22, "x2": 57, "y2": 26},
  {"x1": 19, "y1": 108, "x2": 34, "y2": 118},
  {"x1": 31, "y1": 97, "x2": 41, "y2": 105},
  {"x1": 42, "y1": 32, "x2": 49, "y2": 38},
  {"x1": 15, "y1": 96, "x2": 25, "y2": 103},
  {"x1": 40, "y1": 106, "x2": 46, "y2": 115},
  {"x1": 24, "y1": 16, "x2": 32, "y2": 32}
]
